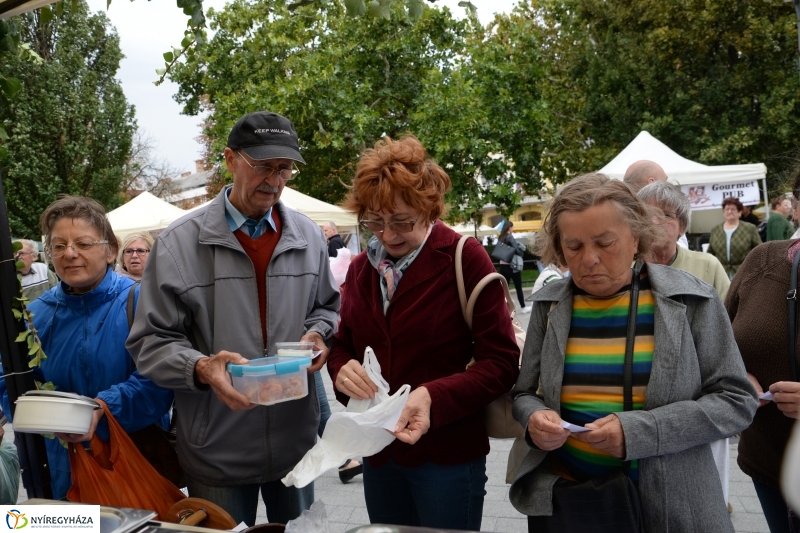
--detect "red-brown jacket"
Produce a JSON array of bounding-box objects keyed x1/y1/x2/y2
[{"x1": 327, "y1": 221, "x2": 520, "y2": 468}]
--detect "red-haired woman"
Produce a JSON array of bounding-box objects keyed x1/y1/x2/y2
[{"x1": 327, "y1": 135, "x2": 520, "y2": 530}]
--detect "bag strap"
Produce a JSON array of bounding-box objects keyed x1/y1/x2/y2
[
  {"x1": 455, "y1": 236, "x2": 516, "y2": 329},
  {"x1": 456, "y1": 236, "x2": 470, "y2": 319},
  {"x1": 623, "y1": 264, "x2": 641, "y2": 412},
  {"x1": 126, "y1": 281, "x2": 141, "y2": 330},
  {"x1": 788, "y1": 251, "x2": 800, "y2": 382}
]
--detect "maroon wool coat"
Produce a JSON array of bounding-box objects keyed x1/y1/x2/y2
[{"x1": 327, "y1": 221, "x2": 520, "y2": 468}]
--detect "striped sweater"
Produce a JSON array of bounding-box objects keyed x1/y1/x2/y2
[{"x1": 552, "y1": 273, "x2": 654, "y2": 482}]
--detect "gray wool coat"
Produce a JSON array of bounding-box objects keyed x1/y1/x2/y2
[{"x1": 510, "y1": 263, "x2": 758, "y2": 533}]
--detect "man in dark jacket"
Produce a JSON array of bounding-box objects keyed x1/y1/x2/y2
[{"x1": 323, "y1": 221, "x2": 347, "y2": 257}]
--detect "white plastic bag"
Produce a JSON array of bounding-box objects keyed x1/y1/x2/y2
[
  {"x1": 282, "y1": 347, "x2": 409, "y2": 488},
  {"x1": 328, "y1": 248, "x2": 351, "y2": 287},
  {"x1": 284, "y1": 500, "x2": 329, "y2": 533}
]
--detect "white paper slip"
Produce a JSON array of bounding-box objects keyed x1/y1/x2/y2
[
  {"x1": 759, "y1": 392, "x2": 774, "y2": 401},
  {"x1": 560, "y1": 420, "x2": 593, "y2": 433}
]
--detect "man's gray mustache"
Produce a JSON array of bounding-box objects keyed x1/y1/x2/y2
[{"x1": 256, "y1": 185, "x2": 280, "y2": 193}]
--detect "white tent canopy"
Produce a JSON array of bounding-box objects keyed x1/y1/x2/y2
[
  {"x1": 280, "y1": 187, "x2": 357, "y2": 231},
  {"x1": 599, "y1": 131, "x2": 766, "y2": 186},
  {"x1": 107, "y1": 191, "x2": 186, "y2": 240},
  {"x1": 599, "y1": 131, "x2": 768, "y2": 234}
]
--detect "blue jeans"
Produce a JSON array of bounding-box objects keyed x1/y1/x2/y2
[
  {"x1": 362, "y1": 457, "x2": 487, "y2": 530},
  {"x1": 315, "y1": 371, "x2": 331, "y2": 437},
  {"x1": 185, "y1": 475, "x2": 314, "y2": 526},
  {"x1": 752, "y1": 478, "x2": 797, "y2": 533}
]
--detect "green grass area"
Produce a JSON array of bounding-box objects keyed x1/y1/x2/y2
[{"x1": 521, "y1": 268, "x2": 540, "y2": 284}]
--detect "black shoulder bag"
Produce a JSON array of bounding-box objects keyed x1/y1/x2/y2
[{"x1": 532, "y1": 266, "x2": 645, "y2": 533}]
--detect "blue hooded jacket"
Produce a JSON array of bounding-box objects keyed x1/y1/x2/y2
[{"x1": 4, "y1": 267, "x2": 173, "y2": 499}]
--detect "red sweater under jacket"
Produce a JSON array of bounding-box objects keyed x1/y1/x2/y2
[{"x1": 327, "y1": 221, "x2": 520, "y2": 468}]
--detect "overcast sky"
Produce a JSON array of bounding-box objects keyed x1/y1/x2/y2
[{"x1": 84, "y1": 0, "x2": 519, "y2": 174}]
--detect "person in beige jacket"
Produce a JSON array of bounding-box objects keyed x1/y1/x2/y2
[{"x1": 638, "y1": 181, "x2": 730, "y2": 300}]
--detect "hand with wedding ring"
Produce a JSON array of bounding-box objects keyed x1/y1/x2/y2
[{"x1": 335, "y1": 359, "x2": 378, "y2": 400}]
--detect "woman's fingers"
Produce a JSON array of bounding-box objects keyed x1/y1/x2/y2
[
  {"x1": 336, "y1": 361, "x2": 377, "y2": 399},
  {"x1": 528, "y1": 410, "x2": 570, "y2": 450}
]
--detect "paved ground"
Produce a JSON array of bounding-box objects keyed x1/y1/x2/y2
[{"x1": 13, "y1": 287, "x2": 772, "y2": 532}]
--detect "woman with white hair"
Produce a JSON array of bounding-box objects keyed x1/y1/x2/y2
[
  {"x1": 637, "y1": 181, "x2": 730, "y2": 299},
  {"x1": 638, "y1": 180, "x2": 733, "y2": 512},
  {"x1": 116, "y1": 232, "x2": 154, "y2": 281}
]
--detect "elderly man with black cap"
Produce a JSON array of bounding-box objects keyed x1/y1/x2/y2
[{"x1": 127, "y1": 112, "x2": 340, "y2": 526}]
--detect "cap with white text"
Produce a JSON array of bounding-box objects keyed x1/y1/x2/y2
[{"x1": 227, "y1": 111, "x2": 306, "y2": 164}]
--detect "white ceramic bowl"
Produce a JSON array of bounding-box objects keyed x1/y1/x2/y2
[{"x1": 14, "y1": 392, "x2": 100, "y2": 434}]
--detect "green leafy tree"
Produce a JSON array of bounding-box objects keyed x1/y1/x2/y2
[
  {"x1": 169, "y1": 0, "x2": 467, "y2": 204},
  {"x1": 535, "y1": 0, "x2": 800, "y2": 191},
  {"x1": 414, "y1": 10, "x2": 555, "y2": 221},
  {"x1": 0, "y1": 0, "x2": 136, "y2": 239}
]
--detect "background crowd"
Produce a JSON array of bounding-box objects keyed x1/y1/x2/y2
[{"x1": 4, "y1": 110, "x2": 800, "y2": 533}]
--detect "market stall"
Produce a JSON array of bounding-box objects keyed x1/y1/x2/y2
[
  {"x1": 107, "y1": 191, "x2": 187, "y2": 241},
  {"x1": 599, "y1": 131, "x2": 768, "y2": 233}
]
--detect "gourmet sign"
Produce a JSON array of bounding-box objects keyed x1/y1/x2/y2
[{"x1": 680, "y1": 180, "x2": 760, "y2": 210}]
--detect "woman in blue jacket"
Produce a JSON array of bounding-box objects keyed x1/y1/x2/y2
[{"x1": 19, "y1": 196, "x2": 173, "y2": 499}]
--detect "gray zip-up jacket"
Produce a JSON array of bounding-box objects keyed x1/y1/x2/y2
[
  {"x1": 127, "y1": 187, "x2": 340, "y2": 486},
  {"x1": 510, "y1": 263, "x2": 757, "y2": 533}
]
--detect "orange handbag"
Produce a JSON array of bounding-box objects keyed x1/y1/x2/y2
[{"x1": 67, "y1": 399, "x2": 185, "y2": 520}]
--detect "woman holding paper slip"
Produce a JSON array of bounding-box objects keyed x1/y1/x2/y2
[
  {"x1": 510, "y1": 173, "x2": 757, "y2": 533},
  {"x1": 327, "y1": 135, "x2": 520, "y2": 531},
  {"x1": 725, "y1": 168, "x2": 800, "y2": 533}
]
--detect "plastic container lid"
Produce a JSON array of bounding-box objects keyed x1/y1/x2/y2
[{"x1": 227, "y1": 356, "x2": 311, "y2": 378}]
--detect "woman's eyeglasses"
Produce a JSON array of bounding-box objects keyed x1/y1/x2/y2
[
  {"x1": 45, "y1": 240, "x2": 109, "y2": 259},
  {"x1": 359, "y1": 218, "x2": 418, "y2": 234},
  {"x1": 123, "y1": 248, "x2": 150, "y2": 257}
]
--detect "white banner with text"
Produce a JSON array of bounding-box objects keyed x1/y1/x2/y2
[
  {"x1": 0, "y1": 505, "x2": 100, "y2": 532},
  {"x1": 681, "y1": 180, "x2": 760, "y2": 211}
]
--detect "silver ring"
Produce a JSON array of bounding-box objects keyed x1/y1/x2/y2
[{"x1": 342, "y1": 377, "x2": 350, "y2": 384}]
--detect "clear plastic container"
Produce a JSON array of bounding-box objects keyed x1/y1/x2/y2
[
  {"x1": 227, "y1": 356, "x2": 311, "y2": 406},
  {"x1": 275, "y1": 342, "x2": 315, "y2": 358}
]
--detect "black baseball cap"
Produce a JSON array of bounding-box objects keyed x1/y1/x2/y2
[{"x1": 226, "y1": 111, "x2": 306, "y2": 164}]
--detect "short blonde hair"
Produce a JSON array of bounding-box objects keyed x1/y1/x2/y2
[
  {"x1": 343, "y1": 135, "x2": 450, "y2": 223},
  {"x1": 117, "y1": 232, "x2": 154, "y2": 272},
  {"x1": 536, "y1": 173, "x2": 661, "y2": 265}
]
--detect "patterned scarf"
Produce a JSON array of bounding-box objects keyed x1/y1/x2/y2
[{"x1": 367, "y1": 225, "x2": 433, "y2": 314}]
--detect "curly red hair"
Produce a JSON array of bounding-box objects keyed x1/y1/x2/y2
[{"x1": 343, "y1": 135, "x2": 451, "y2": 222}]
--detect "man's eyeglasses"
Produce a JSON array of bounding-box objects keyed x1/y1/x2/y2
[
  {"x1": 45, "y1": 240, "x2": 109, "y2": 259},
  {"x1": 237, "y1": 152, "x2": 299, "y2": 181},
  {"x1": 123, "y1": 248, "x2": 150, "y2": 257},
  {"x1": 14, "y1": 251, "x2": 36, "y2": 258},
  {"x1": 359, "y1": 218, "x2": 419, "y2": 234}
]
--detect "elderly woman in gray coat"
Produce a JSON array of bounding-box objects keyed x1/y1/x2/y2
[{"x1": 509, "y1": 173, "x2": 757, "y2": 533}]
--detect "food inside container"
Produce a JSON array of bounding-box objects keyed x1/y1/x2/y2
[
  {"x1": 227, "y1": 356, "x2": 311, "y2": 406},
  {"x1": 14, "y1": 390, "x2": 100, "y2": 434},
  {"x1": 274, "y1": 342, "x2": 315, "y2": 357}
]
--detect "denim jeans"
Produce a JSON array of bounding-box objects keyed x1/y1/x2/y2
[
  {"x1": 185, "y1": 475, "x2": 314, "y2": 526},
  {"x1": 315, "y1": 371, "x2": 331, "y2": 437},
  {"x1": 752, "y1": 478, "x2": 798, "y2": 533},
  {"x1": 362, "y1": 457, "x2": 487, "y2": 530}
]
